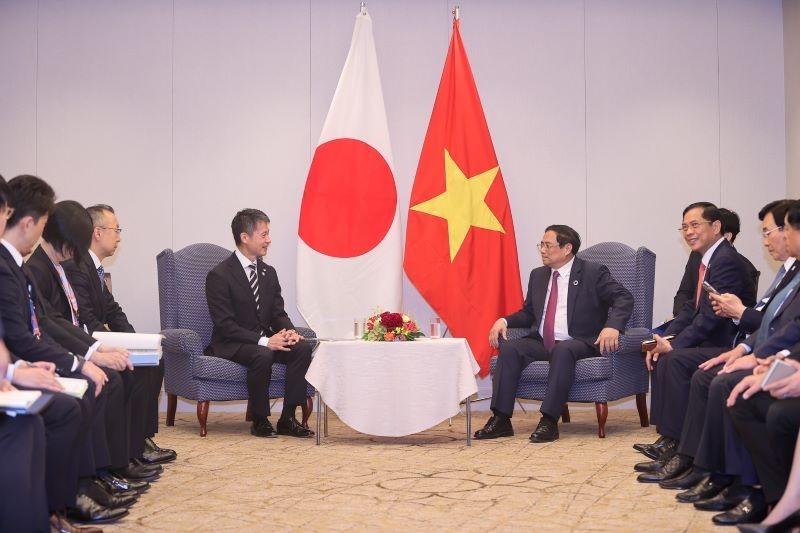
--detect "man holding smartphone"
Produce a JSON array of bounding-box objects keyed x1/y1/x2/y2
[
  {"x1": 636, "y1": 202, "x2": 755, "y2": 485},
  {"x1": 725, "y1": 201, "x2": 800, "y2": 522}
]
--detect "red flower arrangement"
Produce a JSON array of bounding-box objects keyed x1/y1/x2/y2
[{"x1": 363, "y1": 311, "x2": 423, "y2": 342}]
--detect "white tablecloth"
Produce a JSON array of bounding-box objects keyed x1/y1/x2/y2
[{"x1": 305, "y1": 338, "x2": 480, "y2": 437}]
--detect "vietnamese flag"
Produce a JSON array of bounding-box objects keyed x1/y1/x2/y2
[{"x1": 404, "y1": 18, "x2": 522, "y2": 376}]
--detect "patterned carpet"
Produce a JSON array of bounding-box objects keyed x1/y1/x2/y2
[{"x1": 106, "y1": 407, "x2": 727, "y2": 532}]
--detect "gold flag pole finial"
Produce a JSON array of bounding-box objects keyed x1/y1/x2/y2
[
  {"x1": 453, "y1": 5, "x2": 460, "y2": 20},
  {"x1": 360, "y1": 2, "x2": 367, "y2": 15}
]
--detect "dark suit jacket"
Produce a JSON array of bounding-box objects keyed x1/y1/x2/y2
[
  {"x1": 673, "y1": 248, "x2": 758, "y2": 317},
  {"x1": 504, "y1": 257, "x2": 634, "y2": 349},
  {"x1": 0, "y1": 245, "x2": 78, "y2": 375},
  {"x1": 673, "y1": 251, "x2": 702, "y2": 316},
  {"x1": 23, "y1": 246, "x2": 102, "y2": 357},
  {"x1": 64, "y1": 253, "x2": 135, "y2": 334},
  {"x1": 748, "y1": 278, "x2": 800, "y2": 356},
  {"x1": 205, "y1": 253, "x2": 294, "y2": 358},
  {"x1": 737, "y1": 262, "x2": 800, "y2": 337},
  {"x1": 666, "y1": 239, "x2": 754, "y2": 349}
]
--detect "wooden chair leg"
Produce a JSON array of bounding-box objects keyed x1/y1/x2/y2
[
  {"x1": 166, "y1": 393, "x2": 177, "y2": 426},
  {"x1": 636, "y1": 393, "x2": 650, "y2": 427},
  {"x1": 301, "y1": 395, "x2": 313, "y2": 428},
  {"x1": 561, "y1": 404, "x2": 571, "y2": 423},
  {"x1": 197, "y1": 401, "x2": 209, "y2": 437},
  {"x1": 595, "y1": 402, "x2": 608, "y2": 438},
  {"x1": 245, "y1": 399, "x2": 253, "y2": 422}
]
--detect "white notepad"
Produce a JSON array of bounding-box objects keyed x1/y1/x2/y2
[
  {"x1": 91, "y1": 332, "x2": 163, "y2": 366},
  {"x1": 0, "y1": 390, "x2": 42, "y2": 411},
  {"x1": 56, "y1": 377, "x2": 89, "y2": 399}
]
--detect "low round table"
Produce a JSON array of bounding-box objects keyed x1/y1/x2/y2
[{"x1": 305, "y1": 338, "x2": 480, "y2": 445}]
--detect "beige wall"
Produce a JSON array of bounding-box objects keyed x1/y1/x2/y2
[{"x1": 787, "y1": 0, "x2": 800, "y2": 197}]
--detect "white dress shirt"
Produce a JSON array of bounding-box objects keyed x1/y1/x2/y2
[{"x1": 538, "y1": 257, "x2": 575, "y2": 342}]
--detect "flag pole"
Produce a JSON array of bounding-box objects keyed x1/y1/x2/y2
[
  {"x1": 360, "y1": 1, "x2": 367, "y2": 15},
  {"x1": 452, "y1": 5, "x2": 460, "y2": 20}
]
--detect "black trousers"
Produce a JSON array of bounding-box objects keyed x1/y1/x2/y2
[
  {"x1": 128, "y1": 362, "x2": 164, "y2": 456},
  {"x1": 730, "y1": 392, "x2": 800, "y2": 503},
  {"x1": 491, "y1": 337, "x2": 597, "y2": 420},
  {"x1": 652, "y1": 347, "x2": 724, "y2": 440},
  {"x1": 98, "y1": 368, "x2": 132, "y2": 470},
  {"x1": 0, "y1": 414, "x2": 49, "y2": 532},
  {"x1": 41, "y1": 392, "x2": 83, "y2": 511},
  {"x1": 228, "y1": 340, "x2": 312, "y2": 419},
  {"x1": 679, "y1": 367, "x2": 758, "y2": 483}
]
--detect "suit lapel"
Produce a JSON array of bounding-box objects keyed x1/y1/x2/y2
[
  {"x1": 532, "y1": 268, "x2": 549, "y2": 329},
  {"x1": 227, "y1": 254, "x2": 259, "y2": 317},
  {"x1": 566, "y1": 258, "x2": 582, "y2": 326}
]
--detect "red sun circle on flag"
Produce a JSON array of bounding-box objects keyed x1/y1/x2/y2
[{"x1": 299, "y1": 138, "x2": 397, "y2": 258}]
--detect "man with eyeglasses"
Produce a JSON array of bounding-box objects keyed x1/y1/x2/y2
[
  {"x1": 672, "y1": 208, "x2": 758, "y2": 317},
  {"x1": 474, "y1": 224, "x2": 633, "y2": 443},
  {"x1": 635, "y1": 202, "x2": 756, "y2": 486},
  {"x1": 65, "y1": 204, "x2": 177, "y2": 469}
]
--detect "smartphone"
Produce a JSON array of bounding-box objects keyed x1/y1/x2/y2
[
  {"x1": 702, "y1": 280, "x2": 720, "y2": 295},
  {"x1": 761, "y1": 358, "x2": 798, "y2": 390},
  {"x1": 641, "y1": 335, "x2": 675, "y2": 352}
]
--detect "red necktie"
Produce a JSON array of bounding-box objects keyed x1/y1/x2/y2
[
  {"x1": 695, "y1": 263, "x2": 707, "y2": 308},
  {"x1": 543, "y1": 271, "x2": 560, "y2": 351}
]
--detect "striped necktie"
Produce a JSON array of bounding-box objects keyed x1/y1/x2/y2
[
  {"x1": 97, "y1": 265, "x2": 105, "y2": 292},
  {"x1": 248, "y1": 263, "x2": 260, "y2": 312}
]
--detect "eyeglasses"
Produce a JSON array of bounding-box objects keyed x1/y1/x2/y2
[
  {"x1": 762, "y1": 225, "x2": 783, "y2": 237},
  {"x1": 539, "y1": 242, "x2": 562, "y2": 251},
  {"x1": 678, "y1": 221, "x2": 712, "y2": 233},
  {"x1": 97, "y1": 226, "x2": 122, "y2": 234}
]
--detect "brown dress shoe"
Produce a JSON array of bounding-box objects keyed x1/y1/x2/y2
[{"x1": 51, "y1": 512, "x2": 104, "y2": 533}]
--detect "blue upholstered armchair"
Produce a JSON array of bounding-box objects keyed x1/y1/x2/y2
[
  {"x1": 490, "y1": 242, "x2": 655, "y2": 438},
  {"x1": 157, "y1": 243, "x2": 315, "y2": 437}
]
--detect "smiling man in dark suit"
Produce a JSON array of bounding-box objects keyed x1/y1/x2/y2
[
  {"x1": 205, "y1": 208, "x2": 313, "y2": 438},
  {"x1": 475, "y1": 224, "x2": 634, "y2": 443}
]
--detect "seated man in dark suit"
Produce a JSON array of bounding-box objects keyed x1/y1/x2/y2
[
  {"x1": 475, "y1": 224, "x2": 633, "y2": 443},
  {"x1": 62, "y1": 203, "x2": 175, "y2": 465},
  {"x1": 205, "y1": 209, "x2": 313, "y2": 438},
  {"x1": 638, "y1": 202, "x2": 755, "y2": 484}
]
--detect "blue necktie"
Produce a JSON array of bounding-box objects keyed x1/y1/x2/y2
[
  {"x1": 97, "y1": 265, "x2": 105, "y2": 292},
  {"x1": 753, "y1": 272, "x2": 800, "y2": 352},
  {"x1": 756, "y1": 265, "x2": 787, "y2": 311}
]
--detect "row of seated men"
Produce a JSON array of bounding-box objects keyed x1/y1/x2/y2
[
  {"x1": 632, "y1": 199, "x2": 800, "y2": 530},
  {"x1": 469, "y1": 201, "x2": 800, "y2": 530},
  {"x1": 0, "y1": 175, "x2": 176, "y2": 532}
]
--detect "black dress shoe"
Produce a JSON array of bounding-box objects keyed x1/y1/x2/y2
[
  {"x1": 251, "y1": 418, "x2": 278, "y2": 438},
  {"x1": 81, "y1": 478, "x2": 138, "y2": 509},
  {"x1": 67, "y1": 492, "x2": 129, "y2": 524},
  {"x1": 132, "y1": 458, "x2": 163, "y2": 474},
  {"x1": 695, "y1": 485, "x2": 752, "y2": 511},
  {"x1": 474, "y1": 415, "x2": 514, "y2": 440},
  {"x1": 713, "y1": 490, "x2": 768, "y2": 525},
  {"x1": 642, "y1": 436, "x2": 678, "y2": 461},
  {"x1": 659, "y1": 467, "x2": 708, "y2": 490},
  {"x1": 637, "y1": 453, "x2": 692, "y2": 483},
  {"x1": 529, "y1": 417, "x2": 559, "y2": 443},
  {"x1": 635, "y1": 456, "x2": 668, "y2": 472},
  {"x1": 111, "y1": 461, "x2": 160, "y2": 481},
  {"x1": 633, "y1": 435, "x2": 665, "y2": 454},
  {"x1": 737, "y1": 510, "x2": 800, "y2": 532},
  {"x1": 94, "y1": 477, "x2": 139, "y2": 502},
  {"x1": 276, "y1": 416, "x2": 315, "y2": 438},
  {"x1": 98, "y1": 471, "x2": 149, "y2": 494},
  {"x1": 676, "y1": 475, "x2": 732, "y2": 503},
  {"x1": 140, "y1": 437, "x2": 177, "y2": 464}
]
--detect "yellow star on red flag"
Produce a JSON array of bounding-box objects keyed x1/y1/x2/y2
[{"x1": 410, "y1": 148, "x2": 505, "y2": 261}]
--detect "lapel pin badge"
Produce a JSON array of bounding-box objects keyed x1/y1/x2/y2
[{"x1": 573, "y1": 280, "x2": 579, "y2": 286}]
